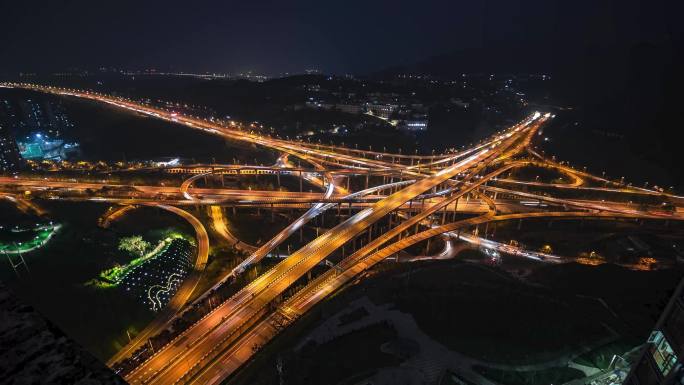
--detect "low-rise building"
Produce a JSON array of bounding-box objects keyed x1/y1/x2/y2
[
  {"x1": 398, "y1": 119, "x2": 428, "y2": 131},
  {"x1": 366, "y1": 104, "x2": 398, "y2": 119}
]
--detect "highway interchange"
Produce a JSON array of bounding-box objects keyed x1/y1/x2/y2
[{"x1": 1, "y1": 82, "x2": 683, "y2": 385}]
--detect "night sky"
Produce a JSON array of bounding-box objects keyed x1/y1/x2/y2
[{"x1": 1, "y1": 0, "x2": 681, "y2": 75}]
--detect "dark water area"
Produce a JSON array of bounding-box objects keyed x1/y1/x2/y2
[
  {"x1": 0, "y1": 201, "x2": 195, "y2": 361},
  {"x1": 62, "y1": 97, "x2": 277, "y2": 164}
]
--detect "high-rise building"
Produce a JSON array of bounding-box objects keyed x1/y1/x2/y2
[
  {"x1": 1, "y1": 96, "x2": 73, "y2": 139},
  {"x1": 624, "y1": 278, "x2": 684, "y2": 384},
  {"x1": 0, "y1": 94, "x2": 76, "y2": 165},
  {"x1": 0, "y1": 122, "x2": 21, "y2": 172},
  {"x1": 15, "y1": 98, "x2": 72, "y2": 138}
]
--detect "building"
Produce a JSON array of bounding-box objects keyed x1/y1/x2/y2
[
  {"x1": 316, "y1": 103, "x2": 363, "y2": 115},
  {"x1": 0, "y1": 123, "x2": 21, "y2": 172},
  {"x1": 624, "y1": 277, "x2": 684, "y2": 384},
  {"x1": 398, "y1": 118, "x2": 429, "y2": 132},
  {"x1": 16, "y1": 133, "x2": 80, "y2": 161},
  {"x1": 0, "y1": 97, "x2": 73, "y2": 139},
  {"x1": 366, "y1": 104, "x2": 398, "y2": 119},
  {"x1": 334, "y1": 104, "x2": 363, "y2": 114}
]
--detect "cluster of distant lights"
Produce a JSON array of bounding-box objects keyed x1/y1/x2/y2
[{"x1": 121, "y1": 239, "x2": 193, "y2": 312}]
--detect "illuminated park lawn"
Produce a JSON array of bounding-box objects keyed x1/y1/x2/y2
[
  {"x1": 94, "y1": 233, "x2": 191, "y2": 288},
  {"x1": 0, "y1": 223, "x2": 61, "y2": 255}
]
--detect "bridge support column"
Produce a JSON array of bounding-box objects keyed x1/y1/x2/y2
[
  {"x1": 365, "y1": 173, "x2": 369, "y2": 189},
  {"x1": 518, "y1": 219, "x2": 522, "y2": 230}
]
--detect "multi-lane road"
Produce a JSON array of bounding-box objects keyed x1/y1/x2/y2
[
  {"x1": 2, "y1": 82, "x2": 683, "y2": 385},
  {"x1": 120, "y1": 112, "x2": 542, "y2": 385}
]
